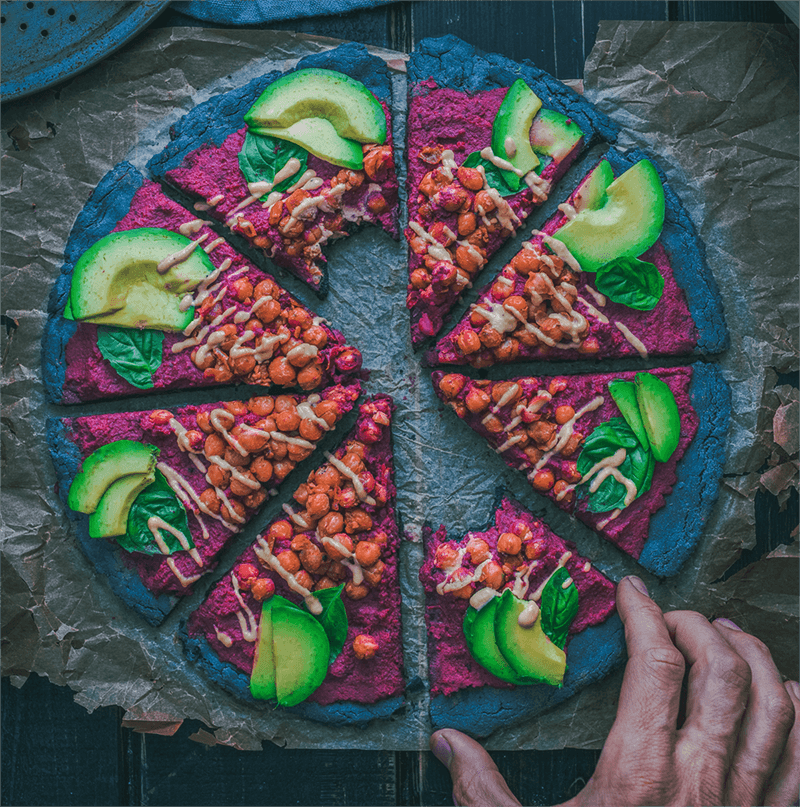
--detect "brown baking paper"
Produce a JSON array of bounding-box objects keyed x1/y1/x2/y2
[{"x1": 2, "y1": 22, "x2": 797, "y2": 752}]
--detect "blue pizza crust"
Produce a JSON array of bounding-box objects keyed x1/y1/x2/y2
[
  {"x1": 41, "y1": 162, "x2": 145, "y2": 404},
  {"x1": 429, "y1": 613, "x2": 625, "y2": 736},
  {"x1": 639, "y1": 362, "x2": 731, "y2": 577},
  {"x1": 46, "y1": 418, "x2": 177, "y2": 626},
  {"x1": 408, "y1": 35, "x2": 620, "y2": 147},
  {"x1": 605, "y1": 148, "x2": 729, "y2": 355},
  {"x1": 181, "y1": 626, "x2": 405, "y2": 727}
]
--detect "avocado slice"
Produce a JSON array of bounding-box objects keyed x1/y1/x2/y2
[
  {"x1": 88, "y1": 470, "x2": 156, "y2": 538},
  {"x1": 572, "y1": 159, "x2": 614, "y2": 214},
  {"x1": 68, "y1": 440, "x2": 158, "y2": 514},
  {"x1": 272, "y1": 598, "x2": 330, "y2": 707},
  {"x1": 68, "y1": 228, "x2": 216, "y2": 332},
  {"x1": 244, "y1": 68, "x2": 386, "y2": 145},
  {"x1": 494, "y1": 589, "x2": 566, "y2": 685},
  {"x1": 530, "y1": 108, "x2": 584, "y2": 163},
  {"x1": 250, "y1": 597, "x2": 278, "y2": 700},
  {"x1": 551, "y1": 160, "x2": 665, "y2": 272},
  {"x1": 634, "y1": 372, "x2": 681, "y2": 463},
  {"x1": 609, "y1": 379, "x2": 651, "y2": 452},
  {"x1": 490, "y1": 79, "x2": 542, "y2": 180},
  {"x1": 249, "y1": 117, "x2": 364, "y2": 170},
  {"x1": 463, "y1": 598, "x2": 532, "y2": 684}
]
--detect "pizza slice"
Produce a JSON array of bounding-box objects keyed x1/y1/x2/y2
[
  {"x1": 48, "y1": 382, "x2": 360, "y2": 625},
  {"x1": 183, "y1": 395, "x2": 404, "y2": 724},
  {"x1": 432, "y1": 364, "x2": 730, "y2": 576},
  {"x1": 148, "y1": 43, "x2": 399, "y2": 294},
  {"x1": 405, "y1": 35, "x2": 619, "y2": 346},
  {"x1": 43, "y1": 164, "x2": 363, "y2": 405},
  {"x1": 419, "y1": 494, "x2": 622, "y2": 736},
  {"x1": 429, "y1": 149, "x2": 728, "y2": 367}
]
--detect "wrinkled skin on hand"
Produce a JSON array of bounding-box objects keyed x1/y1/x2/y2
[{"x1": 431, "y1": 577, "x2": 800, "y2": 807}]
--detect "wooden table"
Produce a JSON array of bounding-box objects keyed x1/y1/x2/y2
[{"x1": 2, "y1": 2, "x2": 796, "y2": 805}]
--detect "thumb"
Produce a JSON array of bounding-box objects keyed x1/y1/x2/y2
[{"x1": 431, "y1": 729, "x2": 521, "y2": 807}]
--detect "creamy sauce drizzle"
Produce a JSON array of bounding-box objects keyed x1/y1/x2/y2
[{"x1": 254, "y1": 537, "x2": 322, "y2": 614}]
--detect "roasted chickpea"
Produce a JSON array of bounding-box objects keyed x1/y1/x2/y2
[
  {"x1": 297, "y1": 363, "x2": 323, "y2": 391},
  {"x1": 465, "y1": 387, "x2": 491, "y2": 413},
  {"x1": 206, "y1": 464, "x2": 230, "y2": 489},
  {"x1": 251, "y1": 577, "x2": 275, "y2": 601},
  {"x1": 456, "y1": 329, "x2": 482, "y2": 355},
  {"x1": 220, "y1": 498, "x2": 246, "y2": 523},
  {"x1": 306, "y1": 493, "x2": 331, "y2": 519},
  {"x1": 243, "y1": 489, "x2": 267, "y2": 510},
  {"x1": 480, "y1": 560, "x2": 505, "y2": 590},
  {"x1": 531, "y1": 469, "x2": 555, "y2": 492},
  {"x1": 345, "y1": 581, "x2": 369, "y2": 600},
  {"x1": 268, "y1": 356, "x2": 297, "y2": 386},
  {"x1": 354, "y1": 541, "x2": 381, "y2": 567},
  {"x1": 324, "y1": 532, "x2": 353, "y2": 560},
  {"x1": 353, "y1": 634, "x2": 379, "y2": 660},
  {"x1": 511, "y1": 249, "x2": 542, "y2": 276},
  {"x1": 497, "y1": 532, "x2": 522, "y2": 555},
  {"x1": 277, "y1": 550, "x2": 301, "y2": 574},
  {"x1": 465, "y1": 537, "x2": 491, "y2": 565},
  {"x1": 555, "y1": 405, "x2": 575, "y2": 425},
  {"x1": 204, "y1": 433, "x2": 226, "y2": 458},
  {"x1": 434, "y1": 543, "x2": 460, "y2": 569},
  {"x1": 317, "y1": 511, "x2": 344, "y2": 538},
  {"x1": 251, "y1": 455, "x2": 273, "y2": 483}
]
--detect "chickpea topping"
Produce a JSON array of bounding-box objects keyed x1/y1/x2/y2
[
  {"x1": 207, "y1": 464, "x2": 231, "y2": 489},
  {"x1": 272, "y1": 460, "x2": 295, "y2": 481},
  {"x1": 221, "y1": 499, "x2": 246, "y2": 523},
  {"x1": 438, "y1": 374, "x2": 466, "y2": 399},
  {"x1": 555, "y1": 405, "x2": 576, "y2": 424},
  {"x1": 525, "y1": 539, "x2": 546, "y2": 560},
  {"x1": 345, "y1": 581, "x2": 369, "y2": 600},
  {"x1": 276, "y1": 550, "x2": 301, "y2": 574},
  {"x1": 251, "y1": 577, "x2": 275, "y2": 601},
  {"x1": 305, "y1": 492, "x2": 331, "y2": 519},
  {"x1": 465, "y1": 537, "x2": 490, "y2": 565},
  {"x1": 483, "y1": 415, "x2": 503, "y2": 434},
  {"x1": 434, "y1": 543, "x2": 460, "y2": 570},
  {"x1": 303, "y1": 325, "x2": 328, "y2": 349},
  {"x1": 457, "y1": 211, "x2": 477, "y2": 236},
  {"x1": 448, "y1": 567, "x2": 474, "y2": 599},
  {"x1": 494, "y1": 338, "x2": 520, "y2": 361},
  {"x1": 465, "y1": 387, "x2": 491, "y2": 413},
  {"x1": 457, "y1": 166, "x2": 484, "y2": 190},
  {"x1": 256, "y1": 298, "x2": 282, "y2": 324},
  {"x1": 353, "y1": 634, "x2": 379, "y2": 660},
  {"x1": 497, "y1": 532, "x2": 522, "y2": 555},
  {"x1": 268, "y1": 520, "x2": 293, "y2": 544},
  {"x1": 345, "y1": 508, "x2": 372, "y2": 534},
  {"x1": 223, "y1": 447, "x2": 249, "y2": 468},
  {"x1": 297, "y1": 364, "x2": 323, "y2": 391},
  {"x1": 354, "y1": 541, "x2": 381, "y2": 567},
  {"x1": 204, "y1": 433, "x2": 226, "y2": 458},
  {"x1": 230, "y1": 470, "x2": 258, "y2": 498},
  {"x1": 195, "y1": 410, "x2": 213, "y2": 434},
  {"x1": 268, "y1": 356, "x2": 297, "y2": 386},
  {"x1": 294, "y1": 569, "x2": 314, "y2": 591},
  {"x1": 244, "y1": 489, "x2": 267, "y2": 510},
  {"x1": 455, "y1": 244, "x2": 483, "y2": 273},
  {"x1": 548, "y1": 378, "x2": 568, "y2": 396},
  {"x1": 479, "y1": 324, "x2": 503, "y2": 348},
  {"x1": 236, "y1": 563, "x2": 259, "y2": 587},
  {"x1": 561, "y1": 432, "x2": 584, "y2": 458},
  {"x1": 531, "y1": 469, "x2": 556, "y2": 492},
  {"x1": 511, "y1": 250, "x2": 542, "y2": 276},
  {"x1": 480, "y1": 560, "x2": 505, "y2": 590},
  {"x1": 317, "y1": 511, "x2": 344, "y2": 537},
  {"x1": 529, "y1": 420, "x2": 558, "y2": 447},
  {"x1": 362, "y1": 560, "x2": 386, "y2": 587},
  {"x1": 456, "y1": 329, "x2": 481, "y2": 355}
]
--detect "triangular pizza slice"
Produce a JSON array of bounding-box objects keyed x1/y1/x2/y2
[
  {"x1": 419, "y1": 494, "x2": 622, "y2": 736},
  {"x1": 43, "y1": 164, "x2": 363, "y2": 405},
  {"x1": 48, "y1": 382, "x2": 360, "y2": 625},
  {"x1": 183, "y1": 395, "x2": 404, "y2": 723},
  {"x1": 148, "y1": 43, "x2": 399, "y2": 294},
  {"x1": 429, "y1": 150, "x2": 728, "y2": 367},
  {"x1": 405, "y1": 35, "x2": 619, "y2": 346},
  {"x1": 432, "y1": 364, "x2": 729, "y2": 576}
]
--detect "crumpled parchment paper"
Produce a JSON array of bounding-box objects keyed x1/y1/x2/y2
[{"x1": 1, "y1": 21, "x2": 797, "y2": 751}]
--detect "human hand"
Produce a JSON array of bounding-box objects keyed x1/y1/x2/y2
[{"x1": 430, "y1": 576, "x2": 800, "y2": 807}]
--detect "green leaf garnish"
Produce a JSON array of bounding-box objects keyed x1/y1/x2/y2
[
  {"x1": 304, "y1": 584, "x2": 348, "y2": 665},
  {"x1": 576, "y1": 417, "x2": 655, "y2": 513},
  {"x1": 121, "y1": 471, "x2": 193, "y2": 555},
  {"x1": 540, "y1": 567, "x2": 579, "y2": 649},
  {"x1": 238, "y1": 131, "x2": 309, "y2": 198},
  {"x1": 594, "y1": 256, "x2": 665, "y2": 311},
  {"x1": 462, "y1": 150, "x2": 523, "y2": 197},
  {"x1": 96, "y1": 326, "x2": 164, "y2": 389}
]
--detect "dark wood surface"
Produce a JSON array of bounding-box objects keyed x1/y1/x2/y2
[{"x1": 2, "y1": 2, "x2": 796, "y2": 805}]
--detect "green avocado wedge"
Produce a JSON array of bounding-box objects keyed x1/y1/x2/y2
[
  {"x1": 244, "y1": 68, "x2": 386, "y2": 145},
  {"x1": 552, "y1": 160, "x2": 665, "y2": 272},
  {"x1": 68, "y1": 228, "x2": 216, "y2": 332},
  {"x1": 249, "y1": 117, "x2": 364, "y2": 170},
  {"x1": 463, "y1": 597, "x2": 532, "y2": 684},
  {"x1": 88, "y1": 470, "x2": 156, "y2": 538},
  {"x1": 530, "y1": 108, "x2": 584, "y2": 163},
  {"x1": 609, "y1": 380, "x2": 651, "y2": 452},
  {"x1": 68, "y1": 440, "x2": 159, "y2": 514},
  {"x1": 250, "y1": 597, "x2": 278, "y2": 701},
  {"x1": 635, "y1": 372, "x2": 681, "y2": 463},
  {"x1": 490, "y1": 78, "x2": 542, "y2": 180},
  {"x1": 572, "y1": 159, "x2": 614, "y2": 214},
  {"x1": 494, "y1": 590, "x2": 566, "y2": 686}
]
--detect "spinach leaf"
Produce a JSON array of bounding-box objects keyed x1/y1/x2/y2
[
  {"x1": 121, "y1": 471, "x2": 193, "y2": 555},
  {"x1": 305, "y1": 584, "x2": 349, "y2": 665},
  {"x1": 462, "y1": 151, "x2": 522, "y2": 197},
  {"x1": 576, "y1": 417, "x2": 655, "y2": 513},
  {"x1": 540, "y1": 567, "x2": 579, "y2": 649},
  {"x1": 594, "y1": 256, "x2": 665, "y2": 311},
  {"x1": 238, "y1": 132, "x2": 309, "y2": 197},
  {"x1": 96, "y1": 326, "x2": 164, "y2": 389}
]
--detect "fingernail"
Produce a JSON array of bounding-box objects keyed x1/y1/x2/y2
[
  {"x1": 625, "y1": 575, "x2": 649, "y2": 597},
  {"x1": 432, "y1": 735, "x2": 453, "y2": 768},
  {"x1": 452, "y1": 792, "x2": 460, "y2": 807},
  {"x1": 786, "y1": 681, "x2": 800, "y2": 699},
  {"x1": 714, "y1": 617, "x2": 742, "y2": 631}
]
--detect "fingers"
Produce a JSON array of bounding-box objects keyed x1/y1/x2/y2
[
  {"x1": 711, "y1": 619, "x2": 796, "y2": 807},
  {"x1": 665, "y1": 611, "x2": 751, "y2": 801},
  {"x1": 763, "y1": 681, "x2": 800, "y2": 807},
  {"x1": 430, "y1": 729, "x2": 521, "y2": 807},
  {"x1": 613, "y1": 576, "x2": 685, "y2": 735}
]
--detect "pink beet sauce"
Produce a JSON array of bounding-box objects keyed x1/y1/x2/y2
[
  {"x1": 186, "y1": 398, "x2": 404, "y2": 705},
  {"x1": 419, "y1": 497, "x2": 617, "y2": 696}
]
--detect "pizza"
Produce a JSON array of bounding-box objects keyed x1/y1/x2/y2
[
  {"x1": 405, "y1": 35, "x2": 619, "y2": 346},
  {"x1": 43, "y1": 165, "x2": 363, "y2": 405},
  {"x1": 419, "y1": 494, "x2": 623, "y2": 736},
  {"x1": 431, "y1": 364, "x2": 729, "y2": 577},
  {"x1": 428, "y1": 148, "x2": 729, "y2": 367},
  {"x1": 48, "y1": 383, "x2": 360, "y2": 624},
  {"x1": 148, "y1": 43, "x2": 399, "y2": 294},
  {"x1": 183, "y1": 396, "x2": 404, "y2": 722}
]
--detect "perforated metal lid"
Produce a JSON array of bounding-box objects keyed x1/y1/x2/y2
[{"x1": 1, "y1": 1, "x2": 170, "y2": 103}]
